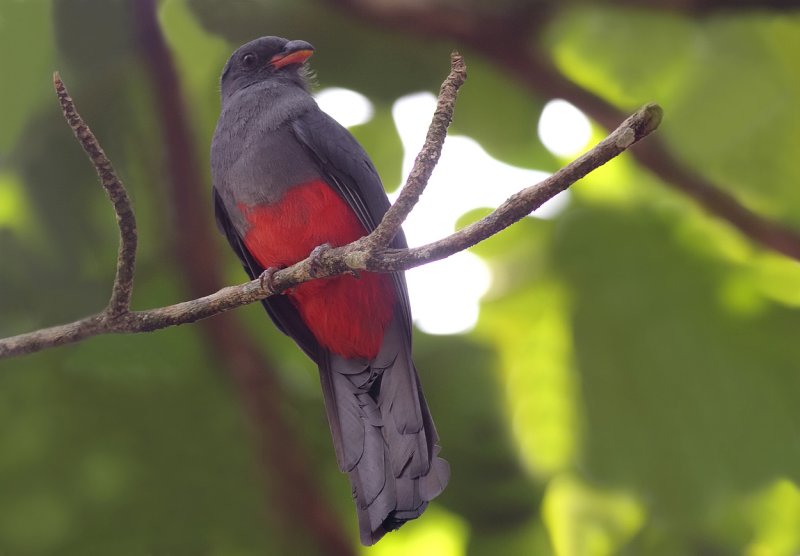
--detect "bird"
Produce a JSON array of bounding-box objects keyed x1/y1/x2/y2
[{"x1": 210, "y1": 36, "x2": 449, "y2": 545}]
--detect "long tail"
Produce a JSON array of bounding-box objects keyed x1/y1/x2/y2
[{"x1": 318, "y1": 318, "x2": 449, "y2": 545}]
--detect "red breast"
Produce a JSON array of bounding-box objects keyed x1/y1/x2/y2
[{"x1": 239, "y1": 179, "x2": 395, "y2": 359}]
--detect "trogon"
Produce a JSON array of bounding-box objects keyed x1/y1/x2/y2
[{"x1": 210, "y1": 36, "x2": 449, "y2": 545}]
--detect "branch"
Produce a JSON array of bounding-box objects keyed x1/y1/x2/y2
[
  {"x1": 0, "y1": 53, "x2": 661, "y2": 359},
  {"x1": 53, "y1": 72, "x2": 137, "y2": 316}
]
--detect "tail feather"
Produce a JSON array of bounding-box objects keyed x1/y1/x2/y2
[
  {"x1": 318, "y1": 315, "x2": 449, "y2": 545},
  {"x1": 420, "y1": 446, "x2": 450, "y2": 500}
]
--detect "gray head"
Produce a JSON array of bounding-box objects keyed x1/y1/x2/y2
[{"x1": 220, "y1": 36, "x2": 314, "y2": 100}]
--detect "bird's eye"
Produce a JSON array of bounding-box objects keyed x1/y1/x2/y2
[{"x1": 241, "y1": 53, "x2": 258, "y2": 69}]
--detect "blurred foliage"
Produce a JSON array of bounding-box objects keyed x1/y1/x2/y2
[{"x1": 1, "y1": 0, "x2": 800, "y2": 555}]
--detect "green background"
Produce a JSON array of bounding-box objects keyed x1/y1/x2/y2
[{"x1": 1, "y1": 0, "x2": 799, "y2": 554}]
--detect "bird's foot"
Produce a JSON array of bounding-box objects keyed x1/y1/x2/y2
[
  {"x1": 308, "y1": 243, "x2": 332, "y2": 278},
  {"x1": 258, "y1": 266, "x2": 283, "y2": 295}
]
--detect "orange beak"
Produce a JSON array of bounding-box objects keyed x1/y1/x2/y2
[{"x1": 270, "y1": 49, "x2": 314, "y2": 69}]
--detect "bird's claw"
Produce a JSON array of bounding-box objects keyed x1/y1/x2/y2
[
  {"x1": 258, "y1": 266, "x2": 282, "y2": 294},
  {"x1": 308, "y1": 243, "x2": 332, "y2": 278}
]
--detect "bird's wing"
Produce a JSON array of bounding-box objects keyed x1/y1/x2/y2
[
  {"x1": 213, "y1": 186, "x2": 321, "y2": 362},
  {"x1": 290, "y1": 108, "x2": 413, "y2": 338}
]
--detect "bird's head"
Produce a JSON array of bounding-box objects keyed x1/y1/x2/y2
[{"x1": 220, "y1": 36, "x2": 315, "y2": 99}]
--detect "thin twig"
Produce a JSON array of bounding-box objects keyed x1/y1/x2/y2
[
  {"x1": 365, "y1": 103, "x2": 664, "y2": 271},
  {"x1": 53, "y1": 72, "x2": 137, "y2": 316},
  {"x1": 365, "y1": 51, "x2": 467, "y2": 248},
  {"x1": 0, "y1": 94, "x2": 662, "y2": 359}
]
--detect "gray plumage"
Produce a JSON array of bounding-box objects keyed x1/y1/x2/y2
[{"x1": 210, "y1": 36, "x2": 449, "y2": 545}]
